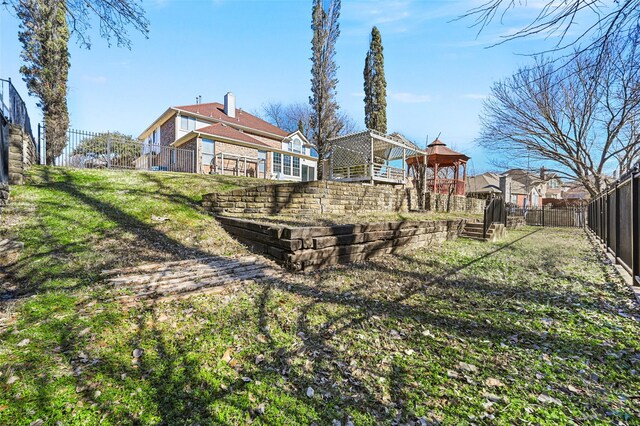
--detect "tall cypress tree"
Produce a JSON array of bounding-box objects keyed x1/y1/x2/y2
[
  {"x1": 17, "y1": 0, "x2": 70, "y2": 164},
  {"x1": 11, "y1": 0, "x2": 149, "y2": 165},
  {"x1": 363, "y1": 26, "x2": 387, "y2": 133},
  {"x1": 309, "y1": 0, "x2": 341, "y2": 179}
]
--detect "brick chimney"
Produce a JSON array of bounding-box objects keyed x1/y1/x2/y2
[
  {"x1": 224, "y1": 92, "x2": 236, "y2": 118},
  {"x1": 540, "y1": 166, "x2": 546, "y2": 180}
]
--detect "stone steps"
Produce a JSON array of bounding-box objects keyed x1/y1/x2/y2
[{"x1": 102, "y1": 255, "x2": 283, "y2": 302}]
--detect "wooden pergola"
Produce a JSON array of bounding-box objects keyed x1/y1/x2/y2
[
  {"x1": 407, "y1": 138, "x2": 469, "y2": 195},
  {"x1": 327, "y1": 130, "x2": 425, "y2": 185}
]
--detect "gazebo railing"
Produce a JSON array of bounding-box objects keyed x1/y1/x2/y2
[{"x1": 427, "y1": 178, "x2": 465, "y2": 195}]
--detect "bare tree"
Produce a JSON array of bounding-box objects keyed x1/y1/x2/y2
[
  {"x1": 309, "y1": 0, "x2": 341, "y2": 179},
  {"x1": 462, "y1": 0, "x2": 639, "y2": 59},
  {"x1": 258, "y1": 101, "x2": 358, "y2": 138},
  {"x1": 478, "y1": 45, "x2": 640, "y2": 196}
]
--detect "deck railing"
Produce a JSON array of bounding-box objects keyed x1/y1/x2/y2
[{"x1": 331, "y1": 162, "x2": 405, "y2": 182}]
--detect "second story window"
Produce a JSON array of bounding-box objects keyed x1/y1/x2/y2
[
  {"x1": 292, "y1": 139, "x2": 302, "y2": 154},
  {"x1": 180, "y1": 116, "x2": 196, "y2": 131}
]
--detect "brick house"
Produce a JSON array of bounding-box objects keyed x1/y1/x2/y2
[{"x1": 138, "y1": 92, "x2": 317, "y2": 181}]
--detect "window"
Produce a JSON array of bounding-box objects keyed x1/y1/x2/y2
[
  {"x1": 292, "y1": 139, "x2": 302, "y2": 154},
  {"x1": 273, "y1": 152, "x2": 282, "y2": 173},
  {"x1": 180, "y1": 115, "x2": 196, "y2": 131},
  {"x1": 258, "y1": 151, "x2": 266, "y2": 174},
  {"x1": 202, "y1": 138, "x2": 214, "y2": 166},
  {"x1": 283, "y1": 154, "x2": 292, "y2": 175},
  {"x1": 292, "y1": 157, "x2": 300, "y2": 176}
]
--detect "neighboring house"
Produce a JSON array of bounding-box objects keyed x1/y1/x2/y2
[
  {"x1": 466, "y1": 172, "x2": 503, "y2": 200},
  {"x1": 138, "y1": 92, "x2": 317, "y2": 181},
  {"x1": 562, "y1": 181, "x2": 591, "y2": 200},
  {"x1": 466, "y1": 171, "x2": 542, "y2": 207}
]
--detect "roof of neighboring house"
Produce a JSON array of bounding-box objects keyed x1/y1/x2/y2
[
  {"x1": 196, "y1": 124, "x2": 271, "y2": 147},
  {"x1": 467, "y1": 172, "x2": 540, "y2": 195},
  {"x1": 466, "y1": 172, "x2": 501, "y2": 193},
  {"x1": 175, "y1": 102, "x2": 289, "y2": 138},
  {"x1": 504, "y1": 169, "x2": 544, "y2": 187}
]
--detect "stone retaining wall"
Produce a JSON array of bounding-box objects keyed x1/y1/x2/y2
[
  {"x1": 426, "y1": 193, "x2": 486, "y2": 214},
  {"x1": 0, "y1": 183, "x2": 9, "y2": 212},
  {"x1": 203, "y1": 180, "x2": 416, "y2": 215},
  {"x1": 203, "y1": 180, "x2": 488, "y2": 216},
  {"x1": 507, "y1": 216, "x2": 526, "y2": 229},
  {"x1": 8, "y1": 124, "x2": 38, "y2": 185},
  {"x1": 216, "y1": 216, "x2": 466, "y2": 271}
]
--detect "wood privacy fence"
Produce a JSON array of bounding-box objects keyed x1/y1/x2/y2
[
  {"x1": 39, "y1": 127, "x2": 195, "y2": 173},
  {"x1": 587, "y1": 164, "x2": 639, "y2": 285}
]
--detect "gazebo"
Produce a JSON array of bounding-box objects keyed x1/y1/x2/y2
[
  {"x1": 407, "y1": 138, "x2": 469, "y2": 195},
  {"x1": 327, "y1": 130, "x2": 425, "y2": 185}
]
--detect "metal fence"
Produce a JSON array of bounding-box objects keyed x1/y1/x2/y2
[
  {"x1": 1, "y1": 78, "x2": 36, "y2": 184},
  {"x1": 587, "y1": 164, "x2": 639, "y2": 284},
  {"x1": 509, "y1": 206, "x2": 586, "y2": 227},
  {"x1": 40, "y1": 127, "x2": 195, "y2": 173}
]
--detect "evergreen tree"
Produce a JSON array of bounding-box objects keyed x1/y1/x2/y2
[
  {"x1": 309, "y1": 0, "x2": 341, "y2": 179},
  {"x1": 11, "y1": 0, "x2": 148, "y2": 165},
  {"x1": 363, "y1": 26, "x2": 387, "y2": 133},
  {"x1": 17, "y1": 0, "x2": 70, "y2": 164}
]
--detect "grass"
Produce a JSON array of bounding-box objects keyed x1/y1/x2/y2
[{"x1": 1, "y1": 166, "x2": 639, "y2": 425}]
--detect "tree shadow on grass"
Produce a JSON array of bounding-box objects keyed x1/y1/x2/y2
[{"x1": 2, "y1": 171, "x2": 638, "y2": 424}]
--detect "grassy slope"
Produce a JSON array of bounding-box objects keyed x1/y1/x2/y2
[{"x1": 0, "y1": 167, "x2": 639, "y2": 425}]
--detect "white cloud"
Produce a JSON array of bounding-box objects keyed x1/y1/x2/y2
[{"x1": 389, "y1": 91, "x2": 431, "y2": 103}]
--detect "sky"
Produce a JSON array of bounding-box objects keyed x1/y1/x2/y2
[{"x1": 0, "y1": 0, "x2": 587, "y2": 173}]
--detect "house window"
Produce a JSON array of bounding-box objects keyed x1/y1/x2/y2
[
  {"x1": 293, "y1": 156, "x2": 300, "y2": 176},
  {"x1": 273, "y1": 152, "x2": 282, "y2": 174},
  {"x1": 292, "y1": 139, "x2": 302, "y2": 154},
  {"x1": 202, "y1": 138, "x2": 214, "y2": 167},
  {"x1": 258, "y1": 151, "x2": 266, "y2": 174},
  {"x1": 283, "y1": 154, "x2": 292, "y2": 175},
  {"x1": 180, "y1": 116, "x2": 196, "y2": 131}
]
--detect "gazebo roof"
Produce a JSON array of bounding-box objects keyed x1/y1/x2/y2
[{"x1": 407, "y1": 138, "x2": 470, "y2": 166}]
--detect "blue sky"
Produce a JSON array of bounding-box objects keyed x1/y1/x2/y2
[{"x1": 0, "y1": 0, "x2": 581, "y2": 173}]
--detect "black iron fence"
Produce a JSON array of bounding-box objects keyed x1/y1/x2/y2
[
  {"x1": 39, "y1": 127, "x2": 195, "y2": 173},
  {"x1": 1, "y1": 78, "x2": 36, "y2": 184},
  {"x1": 587, "y1": 164, "x2": 639, "y2": 284},
  {"x1": 483, "y1": 197, "x2": 507, "y2": 238},
  {"x1": 509, "y1": 206, "x2": 586, "y2": 227}
]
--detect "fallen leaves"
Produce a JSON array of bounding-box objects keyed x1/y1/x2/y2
[{"x1": 537, "y1": 394, "x2": 563, "y2": 406}]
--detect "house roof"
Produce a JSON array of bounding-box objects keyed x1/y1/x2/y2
[
  {"x1": 175, "y1": 102, "x2": 289, "y2": 138},
  {"x1": 466, "y1": 172, "x2": 501, "y2": 193},
  {"x1": 504, "y1": 169, "x2": 544, "y2": 187},
  {"x1": 196, "y1": 124, "x2": 271, "y2": 147},
  {"x1": 466, "y1": 172, "x2": 539, "y2": 195}
]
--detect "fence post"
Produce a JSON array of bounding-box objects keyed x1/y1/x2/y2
[
  {"x1": 541, "y1": 205, "x2": 545, "y2": 227},
  {"x1": 633, "y1": 166, "x2": 639, "y2": 284},
  {"x1": 615, "y1": 183, "x2": 620, "y2": 257},
  {"x1": 106, "y1": 132, "x2": 112, "y2": 168}
]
